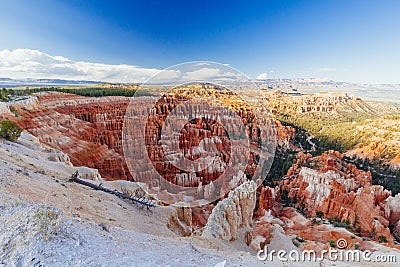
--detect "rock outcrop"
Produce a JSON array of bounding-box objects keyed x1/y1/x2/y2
[
  {"x1": 0, "y1": 96, "x2": 39, "y2": 116},
  {"x1": 1, "y1": 131, "x2": 102, "y2": 181},
  {"x1": 167, "y1": 206, "x2": 193, "y2": 237},
  {"x1": 201, "y1": 181, "x2": 257, "y2": 241},
  {"x1": 15, "y1": 93, "x2": 132, "y2": 180},
  {"x1": 281, "y1": 151, "x2": 398, "y2": 242},
  {"x1": 393, "y1": 221, "x2": 400, "y2": 242},
  {"x1": 266, "y1": 91, "x2": 361, "y2": 115},
  {"x1": 0, "y1": 102, "x2": 11, "y2": 114},
  {"x1": 255, "y1": 184, "x2": 281, "y2": 218},
  {"x1": 346, "y1": 116, "x2": 400, "y2": 167},
  {"x1": 385, "y1": 194, "x2": 400, "y2": 225}
]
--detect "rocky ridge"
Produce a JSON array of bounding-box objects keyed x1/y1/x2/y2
[{"x1": 281, "y1": 151, "x2": 400, "y2": 243}]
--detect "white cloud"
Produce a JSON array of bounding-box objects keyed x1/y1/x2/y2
[
  {"x1": 183, "y1": 67, "x2": 243, "y2": 81},
  {"x1": 257, "y1": 72, "x2": 268, "y2": 79},
  {"x1": 192, "y1": 62, "x2": 212, "y2": 66},
  {"x1": 0, "y1": 49, "x2": 247, "y2": 84},
  {"x1": 184, "y1": 68, "x2": 222, "y2": 80},
  {"x1": 0, "y1": 49, "x2": 160, "y2": 83}
]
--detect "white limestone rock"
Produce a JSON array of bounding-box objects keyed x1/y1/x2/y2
[{"x1": 202, "y1": 180, "x2": 257, "y2": 241}]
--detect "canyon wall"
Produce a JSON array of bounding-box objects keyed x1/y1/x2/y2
[
  {"x1": 281, "y1": 151, "x2": 400, "y2": 242},
  {"x1": 266, "y1": 91, "x2": 363, "y2": 115},
  {"x1": 11, "y1": 90, "x2": 283, "y2": 205},
  {"x1": 17, "y1": 94, "x2": 131, "y2": 180}
]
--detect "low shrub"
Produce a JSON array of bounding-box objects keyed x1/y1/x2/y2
[{"x1": 0, "y1": 120, "x2": 22, "y2": 142}]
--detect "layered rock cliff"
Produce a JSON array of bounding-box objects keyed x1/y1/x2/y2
[
  {"x1": 281, "y1": 151, "x2": 400, "y2": 242},
  {"x1": 10, "y1": 90, "x2": 283, "y2": 205},
  {"x1": 16, "y1": 94, "x2": 131, "y2": 180},
  {"x1": 265, "y1": 91, "x2": 364, "y2": 115}
]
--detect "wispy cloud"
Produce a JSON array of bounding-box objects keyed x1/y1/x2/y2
[
  {"x1": 257, "y1": 72, "x2": 268, "y2": 79},
  {"x1": 183, "y1": 67, "x2": 241, "y2": 81},
  {"x1": 0, "y1": 49, "x2": 160, "y2": 83},
  {"x1": 0, "y1": 49, "x2": 248, "y2": 84}
]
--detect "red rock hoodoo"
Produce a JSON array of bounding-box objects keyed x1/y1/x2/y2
[
  {"x1": 280, "y1": 151, "x2": 400, "y2": 242},
  {"x1": 15, "y1": 89, "x2": 278, "y2": 200}
]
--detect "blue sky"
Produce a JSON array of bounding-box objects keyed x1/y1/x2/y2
[{"x1": 0, "y1": 0, "x2": 399, "y2": 83}]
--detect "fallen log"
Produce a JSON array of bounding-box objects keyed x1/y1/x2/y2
[{"x1": 69, "y1": 171, "x2": 156, "y2": 209}]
